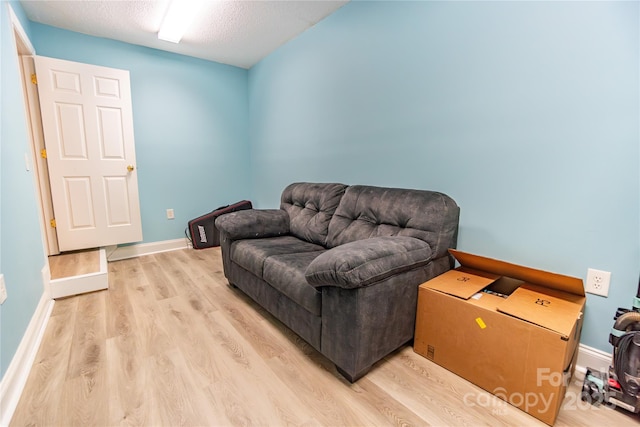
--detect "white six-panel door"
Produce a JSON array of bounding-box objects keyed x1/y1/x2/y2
[{"x1": 34, "y1": 56, "x2": 142, "y2": 252}]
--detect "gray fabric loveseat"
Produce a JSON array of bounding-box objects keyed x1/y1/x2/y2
[{"x1": 215, "y1": 182, "x2": 460, "y2": 382}]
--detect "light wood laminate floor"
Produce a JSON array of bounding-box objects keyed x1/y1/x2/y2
[
  {"x1": 10, "y1": 247, "x2": 640, "y2": 426},
  {"x1": 49, "y1": 249, "x2": 100, "y2": 280}
]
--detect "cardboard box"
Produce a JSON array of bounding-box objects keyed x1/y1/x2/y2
[{"x1": 414, "y1": 249, "x2": 585, "y2": 425}]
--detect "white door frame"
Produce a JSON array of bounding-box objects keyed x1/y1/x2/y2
[
  {"x1": 21, "y1": 56, "x2": 59, "y2": 255},
  {"x1": 10, "y1": 7, "x2": 59, "y2": 256}
]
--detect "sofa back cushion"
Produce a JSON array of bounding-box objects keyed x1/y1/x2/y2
[
  {"x1": 326, "y1": 185, "x2": 460, "y2": 259},
  {"x1": 281, "y1": 182, "x2": 348, "y2": 247}
]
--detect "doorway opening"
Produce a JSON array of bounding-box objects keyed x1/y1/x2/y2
[{"x1": 10, "y1": 7, "x2": 107, "y2": 298}]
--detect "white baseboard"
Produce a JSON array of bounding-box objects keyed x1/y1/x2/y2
[
  {"x1": 0, "y1": 289, "x2": 54, "y2": 427},
  {"x1": 575, "y1": 343, "x2": 611, "y2": 376},
  {"x1": 106, "y1": 238, "x2": 191, "y2": 262}
]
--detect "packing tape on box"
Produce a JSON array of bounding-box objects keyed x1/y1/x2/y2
[{"x1": 475, "y1": 317, "x2": 487, "y2": 329}]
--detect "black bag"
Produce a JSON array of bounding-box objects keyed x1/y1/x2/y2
[{"x1": 186, "y1": 200, "x2": 252, "y2": 249}]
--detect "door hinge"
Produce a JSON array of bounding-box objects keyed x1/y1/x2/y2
[
  {"x1": 31, "y1": 73, "x2": 37, "y2": 85},
  {"x1": 41, "y1": 148, "x2": 47, "y2": 159},
  {"x1": 50, "y1": 219, "x2": 56, "y2": 228}
]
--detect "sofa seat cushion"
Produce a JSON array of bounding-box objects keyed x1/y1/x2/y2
[
  {"x1": 263, "y1": 251, "x2": 325, "y2": 315},
  {"x1": 305, "y1": 236, "x2": 433, "y2": 289},
  {"x1": 231, "y1": 236, "x2": 325, "y2": 278}
]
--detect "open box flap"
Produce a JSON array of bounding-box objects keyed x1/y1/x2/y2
[
  {"x1": 423, "y1": 268, "x2": 499, "y2": 299},
  {"x1": 497, "y1": 284, "x2": 585, "y2": 335},
  {"x1": 449, "y1": 249, "x2": 585, "y2": 297}
]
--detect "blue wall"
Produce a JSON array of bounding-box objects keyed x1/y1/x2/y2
[
  {"x1": 249, "y1": 1, "x2": 640, "y2": 351},
  {"x1": 0, "y1": 1, "x2": 47, "y2": 377},
  {"x1": 30, "y1": 23, "x2": 252, "y2": 243}
]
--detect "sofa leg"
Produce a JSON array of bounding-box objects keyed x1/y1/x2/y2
[{"x1": 336, "y1": 365, "x2": 371, "y2": 383}]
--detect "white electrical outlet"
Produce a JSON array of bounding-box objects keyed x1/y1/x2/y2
[
  {"x1": 585, "y1": 268, "x2": 611, "y2": 297},
  {"x1": 0, "y1": 274, "x2": 7, "y2": 304},
  {"x1": 166, "y1": 208, "x2": 175, "y2": 219}
]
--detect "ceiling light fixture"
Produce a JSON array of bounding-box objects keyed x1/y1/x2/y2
[{"x1": 158, "y1": 0, "x2": 205, "y2": 43}]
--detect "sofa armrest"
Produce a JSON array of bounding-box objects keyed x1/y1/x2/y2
[
  {"x1": 305, "y1": 236, "x2": 433, "y2": 289},
  {"x1": 215, "y1": 209, "x2": 290, "y2": 240}
]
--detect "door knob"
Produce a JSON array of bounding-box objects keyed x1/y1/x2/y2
[{"x1": 127, "y1": 165, "x2": 135, "y2": 172}]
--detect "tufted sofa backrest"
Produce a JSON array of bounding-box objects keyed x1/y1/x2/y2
[
  {"x1": 326, "y1": 185, "x2": 460, "y2": 259},
  {"x1": 281, "y1": 182, "x2": 348, "y2": 246}
]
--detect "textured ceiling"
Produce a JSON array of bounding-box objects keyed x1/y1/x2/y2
[{"x1": 20, "y1": 0, "x2": 348, "y2": 69}]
